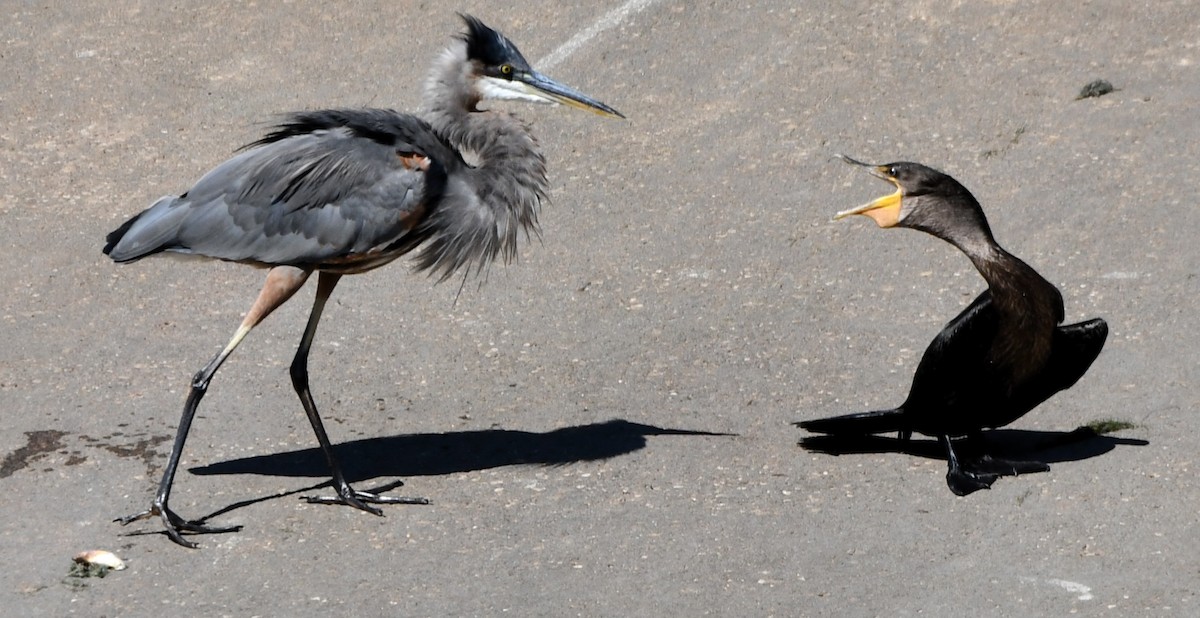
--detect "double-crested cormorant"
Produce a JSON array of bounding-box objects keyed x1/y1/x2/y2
[{"x1": 799, "y1": 157, "x2": 1108, "y2": 495}]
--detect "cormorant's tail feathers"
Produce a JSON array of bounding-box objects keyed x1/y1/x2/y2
[{"x1": 795, "y1": 409, "x2": 906, "y2": 435}]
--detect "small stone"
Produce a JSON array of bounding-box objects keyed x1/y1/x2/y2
[
  {"x1": 1076, "y1": 79, "x2": 1116, "y2": 100},
  {"x1": 73, "y1": 550, "x2": 126, "y2": 571}
]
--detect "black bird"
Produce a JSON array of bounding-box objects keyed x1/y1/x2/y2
[
  {"x1": 799, "y1": 158, "x2": 1108, "y2": 495},
  {"x1": 105, "y1": 15, "x2": 621, "y2": 547}
]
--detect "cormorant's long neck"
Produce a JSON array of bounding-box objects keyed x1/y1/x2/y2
[
  {"x1": 954, "y1": 237, "x2": 1063, "y2": 324},
  {"x1": 953, "y1": 232, "x2": 1065, "y2": 382}
]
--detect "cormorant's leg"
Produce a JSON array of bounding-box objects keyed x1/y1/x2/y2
[
  {"x1": 117, "y1": 266, "x2": 313, "y2": 547},
  {"x1": 291, "y1": 272, "x2": 429, "y2": 511},
  {"x1": 940, "y1": 435, "x2": 999, "y2": 496}
]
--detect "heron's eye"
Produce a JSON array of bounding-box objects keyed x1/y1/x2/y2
[{"x1": 499, "y1": 64, "x2": 514, "y2": 79}]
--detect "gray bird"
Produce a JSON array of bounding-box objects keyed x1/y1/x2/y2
[{"x1": 105, "y1": 14, "x2": 622, "y2": 548}]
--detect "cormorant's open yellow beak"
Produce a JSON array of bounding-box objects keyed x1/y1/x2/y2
[{"x1": 834, "y1": 155, "x2": 903, "y2": 228}]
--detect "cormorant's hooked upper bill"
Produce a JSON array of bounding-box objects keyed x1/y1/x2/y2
[
  {"x1": 460, "y1": 13, "x2": 624, "y2": 119},
  {"x1": 833, "y1": 154, "x2": 903, "y2": 228}
]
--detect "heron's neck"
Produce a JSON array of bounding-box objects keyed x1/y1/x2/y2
[
  {"x1": 422, "y1": 44, "x2": 548, "y2": 190},
  {"x1": 419, "y1": 44, "x2": 547, "y2": 265}
]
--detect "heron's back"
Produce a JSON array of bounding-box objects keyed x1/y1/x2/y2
[{"x1": 104, "y1": 110, "x2": 455, "y2": 271}]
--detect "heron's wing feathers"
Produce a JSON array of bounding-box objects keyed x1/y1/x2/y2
[{"x1": 105, "y1": 110, "x2": 450, "y2": 267}]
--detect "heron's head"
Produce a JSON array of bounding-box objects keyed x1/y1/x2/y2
[
  {"x1": 832, "y1": 156, "x2": 989, "y2": 241},
  {"x1": 458, "y1": 14, "x2": 623, "y2": 118}
]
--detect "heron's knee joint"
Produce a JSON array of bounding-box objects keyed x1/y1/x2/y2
[{"x1": 289, "y1": 361, "x2": 309, "y2": 387}]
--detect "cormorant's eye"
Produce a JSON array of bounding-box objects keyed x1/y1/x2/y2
[{"x1": 499, "y1": 64, "x2": 514, "y2": 79}]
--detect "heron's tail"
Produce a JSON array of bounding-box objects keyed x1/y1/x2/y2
[
  {"x1": 795, "y1": 408, "x2": 906, "y2": 435},
  {"x1": 103, "y1": 196, "x2": 185, "y2": 263},
  {"x1": 103, "y1": 212, "x2": 144, "y2": 259}
]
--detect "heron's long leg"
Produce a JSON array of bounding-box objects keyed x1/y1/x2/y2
[
  {"x1": 117, "y1": 266, "x2": 312, "y2": 548},
  {"x1": 290, "y1": 271, "x2": 429, "y2": 512}
]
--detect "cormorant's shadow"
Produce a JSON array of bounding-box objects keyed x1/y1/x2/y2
[
  {"x1": 799, "y1": 426, "x2": 1147, "y2": 463},
  {"x1": 191, "y1": 419, "x2": 729, "y2": 482}
]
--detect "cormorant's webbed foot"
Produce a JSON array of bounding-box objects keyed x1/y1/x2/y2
[
  {"x1": 946, "y1": 455, "x2": 1050, "y2": 496},
  {"x1": 945, "y1": 467, "x2": 999, "y2": 496},
  {"x1": 966, "y1": 454, "x2": 1051, "y2": 477},
  {"x1": 302, "y1": 481, "x2": 430, "y2": 514},
  {"x1": 941, "y1": 434, "x2": 1000, "y2": 496},
  {"x1": 116, "y1": 505, "x2": 243, "y2": 549}
]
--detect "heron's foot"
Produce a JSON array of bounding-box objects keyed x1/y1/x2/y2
[
  {"x1": 302, "y1": 484, "x2": 430, "y2": 515},
  {"x1": 967, "y1": 454, "x2": 1051, "y2": 477},
  {"x1": 115, "y1": 504, "x2": 242, "y2": 549},
  {"x1": 945, "y1": 467, "x2": 999, "y2": 496}
]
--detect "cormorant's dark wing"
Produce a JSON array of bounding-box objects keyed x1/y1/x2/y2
[
  {"x1": 104, "y1": 109, "x2": 451, "y2": 269},
  {"x1": 901, "y1": 291, "x2": 1008, "y2": 434},
  {"x1": 1047, "y1": 318, "x2": 1108, "y2": 388},
  {"x1": 797, "y1": 293, "x2": 1001, "y2": 438},
  {"x1": 1009, "y1": 317, "x2": 1108, "y2": 413},
  {"x1": 904, "y1": 292, "x2": 1108, "y2": 435}
]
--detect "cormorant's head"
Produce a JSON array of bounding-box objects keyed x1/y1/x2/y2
[
  {"x1": 833, "y1": 156, "x2": 991, "y2": 241},
  {"x1": 458, "y1": 14, "x2": 623, "y2": 118}
]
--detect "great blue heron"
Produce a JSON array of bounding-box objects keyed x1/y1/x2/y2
[{"x1": 105, "y1": 14, "x2": 622, "y2": 548}]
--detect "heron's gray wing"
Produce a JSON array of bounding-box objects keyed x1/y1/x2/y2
[{"x1": 106, "y1": 112, "x2": 447, "y2": 267}]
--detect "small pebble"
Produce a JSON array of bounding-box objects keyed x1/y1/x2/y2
[
  {"x1": 1076, "y1": 79, "x2": 1116, "y2": 100},
  {"x1": 73, "y1": 549, "x2": 126, "y2": 571}
]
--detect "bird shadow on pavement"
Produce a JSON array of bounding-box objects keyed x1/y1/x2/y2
[
  {"x1": 192, "y1": 419, "x2": 729, "y2": 481},
  {"x1": 798, "y1": 426, "x2": 1148, "y2": 464},
  {"x1": 181, "y1": 419, "x2": 730, "y2": 524}
]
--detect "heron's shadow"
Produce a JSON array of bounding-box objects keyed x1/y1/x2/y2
[
  {"x1": 191, "y1": 419, "x2": 728, "y2": 482},
  {"x1": 798, "y1": 426, "x2": 1148, "y2": 463}
]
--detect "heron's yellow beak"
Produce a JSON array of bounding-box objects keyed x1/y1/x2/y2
[{"x1": 520, "y1": 71, "x2": 625, "y2": 119}]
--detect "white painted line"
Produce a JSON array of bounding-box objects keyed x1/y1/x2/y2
[
  {"x1": 1023, "y1": 576, "x2": 1095, "y2": 601},
  {"x1": 537, "y1": 0, "x2": 662, "y2": 70},
  {"x1": 1046, "y1": 578, "x2": 1094, "y2": 601}
]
